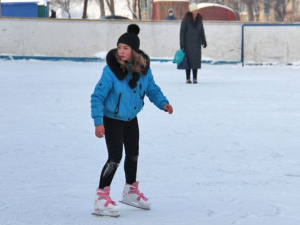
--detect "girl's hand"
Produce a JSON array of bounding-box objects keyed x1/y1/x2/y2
[
  {"x1": 95, "y1": 125, "x2": 105, "y2": 138},
  {"x1": 163, "y1": 104, "x2": 173, "y2": 114}
]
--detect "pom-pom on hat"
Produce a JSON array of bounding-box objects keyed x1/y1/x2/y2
[
  {"x1": 189, "y1": 3, "x2": 198, "y2": 12},
  {"x1": 117, "y1": 24, "x2": 140, "y2": 52}
]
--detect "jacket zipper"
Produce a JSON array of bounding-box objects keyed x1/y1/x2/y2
[{"x1": 114, "y1": 93, "x2": 122, "y2": 115}]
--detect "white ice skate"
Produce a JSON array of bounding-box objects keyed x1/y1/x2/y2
[
  {"x1": 92, "y1": 187, "x2": 121, "y2": 217},
  {"x1": 119, "y1": 181, "x2": 151, "y2": 210}
]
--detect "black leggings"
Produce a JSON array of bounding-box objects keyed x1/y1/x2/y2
[
  {"x1": 186, "y1": 69, "x2": 198, "y2": 80},
  {"x1": 99, "y1": 116, "x2": 139, "y2": 189}
]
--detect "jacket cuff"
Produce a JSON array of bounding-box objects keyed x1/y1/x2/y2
[
  {"x1": 159, "y1": 100, "x2": 169, "y2": 111},
  {"x1": 94, "y1": 117, "x2": 103, "y2": 126}
]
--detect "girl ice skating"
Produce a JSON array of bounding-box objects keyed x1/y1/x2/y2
[{"x1": 90, "y1": 24, "x2": 173, "y2": 217}]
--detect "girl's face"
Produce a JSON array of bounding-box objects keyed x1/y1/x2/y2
[{"x1": 117, "y1": 43, "x2": 133, "y2": 62}]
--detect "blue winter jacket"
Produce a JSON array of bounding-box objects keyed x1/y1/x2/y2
[{"x1": 91, "y1": 49, "x2": 169, "y2": 126}]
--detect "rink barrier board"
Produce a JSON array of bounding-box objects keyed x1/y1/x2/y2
[
  {"x1": 241, "y1": 23, "x2": 300, "y2": 66},
  {"x1": 0, "y1": 55, "x2": 240, "y2": 65}
]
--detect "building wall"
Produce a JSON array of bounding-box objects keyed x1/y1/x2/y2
[
  {"x1": 1, "y1": 2, "x2": 39, "y2": 18},
  {"x1": 0, "y1": 18, "x2": 299, "y2": 63}
]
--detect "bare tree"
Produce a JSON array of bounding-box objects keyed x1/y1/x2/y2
[
  {"x1": 50, "y1": 0, "x2": 81, "y2": 18},
  {"x1": 146, "y1": 0, "x2": 151, "y2": 19},
  {"x1": 99, "y1": 0, "x2": 105, "y2": 17},
  {"x1": 127, "y1": 0, "x2": 138, "y2": 19},
  {"x1": 82, "y1": 0, "x2": 88, "y2": 19},
  {"x1": 94, "y1": 0, "x2": 106, "y2": 17},
  {"x1": 105, "y1": 0, "x2": 115, "y2": 15},
  {"x1": 240, "y1": 0, "x2": 254, "y2": 21},
  {"x1": 126, "y1": 0, "x2": 144, "y2": 19},
  {"x1": 253, "y1": 0, "x2": 260, "y2": 21},
  {"x1": 195, "y1": 0, "x2": 293, "y2": 22},
  {"x1": 126, "y1": 0, "x2": 153, "y2": 20},
  {"x1": 273, "y1": 0, "x2": 290, "y2": 21},
  {"x1": 137, "y1": 0, "x2": 142, "y2": 19}
]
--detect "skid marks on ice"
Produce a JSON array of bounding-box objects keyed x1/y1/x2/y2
[{"x1": 225, "y1": 199, "x2": 282, "y2": 223}]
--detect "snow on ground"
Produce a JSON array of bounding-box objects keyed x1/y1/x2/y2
[{"x1": 0, "y1": 60, "x2": 300, "y2": 225}]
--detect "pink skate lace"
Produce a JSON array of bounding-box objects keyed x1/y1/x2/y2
[
  {"x1": 129, "y1": 183, "x2": 148, "y2": 201},
  {"x1": 97, "y1": 188, "x2": 117, "y2": 207}
]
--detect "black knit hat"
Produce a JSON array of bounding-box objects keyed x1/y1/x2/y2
[{"x1": 117, "y1": 24, "x2": 140, "y2": 52}]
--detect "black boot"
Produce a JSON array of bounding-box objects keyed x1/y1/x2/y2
[
  {"x1": 193, "y1": 69, "x2": 198, "y2": 84},
  {"x1": 186, "y1": 69, "x2": 191, "y2": 84}
]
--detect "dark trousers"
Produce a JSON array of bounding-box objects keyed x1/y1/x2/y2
[
  {"x1": 186, "y1": 69, "x2": 198, "y2": 80},
  {"x1": 99, "y1": 116, "x2": 139, "y2": 189}
]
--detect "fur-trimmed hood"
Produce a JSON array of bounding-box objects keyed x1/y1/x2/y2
[
  {"x1": 106, "y1": 48, "x2": 150, "y2": 81},
  {"x1": 184, "y1": 11, "x2": 203, "y2": 25}
]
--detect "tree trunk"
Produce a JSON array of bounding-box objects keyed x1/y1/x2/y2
[
  {"x1": 62, "y1": 5, "x2": 71, "y2": 19},
  {"x1": 274, "y1": 0, "x2": 289, "y2": 21},
  {"x1": 241, "y1": 0, "x2": 254, "y2": 21},
  {"x1": 106, "y1": 0, "x2": 115, "y2": 15},
  {"x1": 247, "y1": 4, "x2": 254, "y2": 21},
  {"x1": 133, "y1": 0, "x2": 137, "y2": 18},
  {"x1": 99, "y1": 0, "x2": 105, "y2": 17},
  {"x1": 138, "y1": 0, "x2": 141, "y2": 19},
  {"x1": 253, "y1": 0, "x2": 260, "y2": 21},
  {"x1": 82, "y1": 0, "x2": 88, "y2": 19},
  {"x1": 127, "y1": 0, "x2": 138, "y2": 19},
  {"x1": 110, "y1": 0, "x2": 115, "y2": 15},
  {"x1": 146, "y1": 0, "x2": 151, "y2": 20}
]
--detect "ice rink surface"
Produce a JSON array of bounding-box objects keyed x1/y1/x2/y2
[{"x1": 1, "y1": 60, "x2": 300, "y2": 225}]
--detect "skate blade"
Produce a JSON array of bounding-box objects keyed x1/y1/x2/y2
[
  {"x1": 119, "y1": 200, "x2": 150, "y2": 210},
  {"x1": 92, "y1": 211, "x2": 120, "y2": 217}
]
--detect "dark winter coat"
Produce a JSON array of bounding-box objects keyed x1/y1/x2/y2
[
  {"x1": 180, "y1": 12, "x2": 207, "y2": 69},
  {"x1": 91, "y1": 49, "x2": 169, "y2": 126}
]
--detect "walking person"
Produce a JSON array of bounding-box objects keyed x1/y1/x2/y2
[
  {"x1": 90, "y1": 24, "x2": 173, "y2": 217},
  {"x1": 180, "y1": 3, "x2": 207, "y2": 84},
  {"x1": 50, "y1": 10, "x2": 56, "y2": 18}
]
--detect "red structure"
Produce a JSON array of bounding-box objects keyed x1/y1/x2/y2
[{"x1": 197, "y1": 3, "x2": 238, "y2": 21}]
